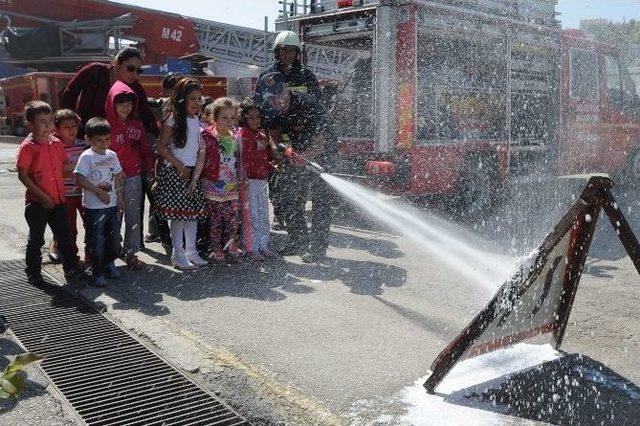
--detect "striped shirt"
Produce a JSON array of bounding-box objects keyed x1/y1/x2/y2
[{"x1": 63, "y1": 140, "x2": 89, "y2": 197}]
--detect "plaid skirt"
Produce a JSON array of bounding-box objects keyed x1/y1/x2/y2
[{"x1": 154, "y1": 163, "x2": 206, "y2": 221}]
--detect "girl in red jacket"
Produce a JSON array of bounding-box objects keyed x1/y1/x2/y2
[
  {"x1": 237, "y1": 100, "x2": 277, "y2": 261},
  {"x1": 105, "y1": 81, "x2": 155, "y2": 270}
]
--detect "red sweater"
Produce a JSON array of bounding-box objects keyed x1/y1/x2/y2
[
  {"x1": 239, "y1": 127, "x2": 272, "y2": 180},
  {"x1": 61, "y1": 62, "x2": 159, "y2": 136},
  {"x1": 105, "y1": 81, "x2": 154, "y2": 178},
  {"x1": 201, "y1": 125, "x2": 221, "y2": 181}
]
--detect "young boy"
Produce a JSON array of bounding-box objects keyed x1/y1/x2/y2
[
  {"x1": 74, "y1": 117, "x2": 124, "y2": 287},
  {"x1": 105, "y1": 81, "x2": 154, "y2": 270},
  {"x1": 16, "y1": 101, "x2": 86, "y2": 285},
  {"x1": 48, "y1": 109, "x2": 89, "y2": 264}
]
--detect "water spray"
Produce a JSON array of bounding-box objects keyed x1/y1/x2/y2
[{"x1": 277, "y1": 143, "x2": 325, "y2": 175}]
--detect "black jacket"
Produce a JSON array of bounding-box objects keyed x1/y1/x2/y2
[{"x1": 254, "y1": 61, "x2": 321, "y2": 104}]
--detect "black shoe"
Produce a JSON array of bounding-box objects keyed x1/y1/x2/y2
[
  {"x1": 272, "y1": 221, "x2": 286, "y2": 231},
  {"x1": 278, "y1": 244, "x2": 303, "y2": 256},
  {"x1": 27, "y1": 273, "x2": 45, "y2": 285},
  {"x1": 301, "y1": 251, "x2": 326, "y2": 264},
  {"x1": 48, "y1": 252, "x2": 61, "y2": 264},
  {"x1": 144, "y1": 233, "x2": 161, "y2": 243},
  {"x1": 64, "y1": 267, "x2": 88, "y2": 280}
]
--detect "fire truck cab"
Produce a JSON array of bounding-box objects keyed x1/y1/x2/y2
[{"x1": 278, "y1": 0, "x2": 640, "y2": 207}]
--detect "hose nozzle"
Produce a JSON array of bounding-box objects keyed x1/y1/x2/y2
[{"x1": 278, "y1": 143, "x2": 325, "y2": 175}]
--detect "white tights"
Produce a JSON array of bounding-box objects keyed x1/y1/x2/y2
[{"x1": 169, "y1": 220, "x2": 198, "y2": 257}]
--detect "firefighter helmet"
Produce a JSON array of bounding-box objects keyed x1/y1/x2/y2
[{"x1": 273, "y1": 30, "x2": 302, "y2": 51}]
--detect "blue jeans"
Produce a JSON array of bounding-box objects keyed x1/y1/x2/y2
[{"x1": 85, "y1": 207, "x2": 121, "y2": 278}]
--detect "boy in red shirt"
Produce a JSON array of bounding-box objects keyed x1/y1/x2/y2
[
  {"x1": 16, "y1": 101, "x2": 86, "y2": 285},
  {"x1": 48, "y1": 109, "x2": 89, "y2": 264},
  {"x1": 105, "y1": 81, "x2": 154, "y2": 270}
]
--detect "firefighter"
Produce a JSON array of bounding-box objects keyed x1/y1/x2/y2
[
  {"x1": 257, "y1": 71, "x2": 335, "y2": 263},
  {"x1": 255, "y1": 30, "x2": 321, "y2": 103},
  {"x1": 254, "y1": 30, "x2": 322, "y2": 231}
]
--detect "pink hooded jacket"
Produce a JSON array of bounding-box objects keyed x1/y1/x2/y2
[{"x1": 105, "y1": 81, "x2": 154, "y2": 178}]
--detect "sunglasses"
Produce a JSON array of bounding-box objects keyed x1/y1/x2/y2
[{"x1": 126, "y1": 65, "x2": 144, "y2": 74}]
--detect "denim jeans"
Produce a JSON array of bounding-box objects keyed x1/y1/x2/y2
[
  {"x1": 24, "y1": 202, "x2": 78, "y2": 276},
  {"x1": 85, "y1": 207, "x2": 121, "y2": 278}
]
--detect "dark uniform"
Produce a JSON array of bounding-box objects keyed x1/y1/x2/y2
[
  {"x1": 259, "y1": 81, "x2": 336, "y2": 259},
  {"x1": 256, "y1": 61, "x2": 322, "y2": 103},
  {"x1": 255, "y1": 61, "x2": 322, "y2": 232}
]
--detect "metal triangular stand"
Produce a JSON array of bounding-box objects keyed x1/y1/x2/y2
[{"x1": 424, "y1": 176, "x2": 640, "y2": 394}]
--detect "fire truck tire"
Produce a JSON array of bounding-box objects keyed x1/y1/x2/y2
[
  {"x1": 624, "y1": 149, "x2": 640, "y2": 184},
  {"x1": 454, "y1": 155, "x2": 498, "y2": 215}
]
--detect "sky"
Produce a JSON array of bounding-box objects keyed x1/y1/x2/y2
[{"x1": 117, "y1": 0, "x2": 639, "y2": 30}]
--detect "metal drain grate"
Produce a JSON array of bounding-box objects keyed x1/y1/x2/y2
[{"x1": 0, "y1": 260, "x2": 250, "y2": 426}]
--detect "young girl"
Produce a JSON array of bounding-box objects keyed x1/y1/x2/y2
[
  {"x1": 154, "y1": 78, "x2": 208, "y2": 270},
  {"x1": 237, "y1": 100, "x2": 277, "y2": 261},
  {"x1": 199, "y1": 98, "x2": 242, "y2": 263}
]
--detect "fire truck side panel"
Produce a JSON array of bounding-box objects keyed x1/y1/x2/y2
[
  {"x1": 558, "y1": 32, "x2": 640, "y2": 177},
  {"x1": 1, "y1": 0, "x2": 200, "y2": 63}
]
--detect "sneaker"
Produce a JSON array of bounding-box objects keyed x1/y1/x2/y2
[
  {"x1": 27, "y1": 273, "x2": 45, "y2": 285},
  {"x1": 208, "y1": 249, "x2": 225, "y2": 263},
  {"x1": 93, "y1": 276, "x2": 107, "y2": 287},
  {"x1": 278, "y1": 243, "x2": 303, "y2": 256},
  {"x1": 260, "y1": 248, "x2": 278, "y2": 259},
  {"x1": 106, "y1": 262, "x2": 121, "y2": 279},
  {"x1": 171, "y1": 251, "x2": 196, "y2": 270},
  {"x1": 126, "y1": 255, "x2": 145, "y2": 271},
  {"x1": 301, "y1": 251, "x2": 326, "y2": 264},
  {"x1": 227, "y1": 246, "x2": 243, "y2": 262},
  {"x1": 250, "y1": 252, "x2": 265, "y2": 262},
  {"x1": 144, "y1": 233, "x2": 161, "y2": 243},
  {"x1": 186, "y1": 252, "x2": 209, "y2": 267},
  {"x1": 47, "y1": 251, "x2": 61, "y2": 264},
  {"x1": 64, "y1": 267, "x2": 88, "y2": 280},
  {"x1": 272, "y1": 221, "x2": 286, "y2": 231}
]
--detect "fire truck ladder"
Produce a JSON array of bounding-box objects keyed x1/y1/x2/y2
[{"x1": 190, "y1": 18, "x2": 368, "y2": 81}]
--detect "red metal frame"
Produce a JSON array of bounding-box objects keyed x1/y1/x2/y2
[{"x1": 0, "y1": 0, "x2": 200, "y2": 64}]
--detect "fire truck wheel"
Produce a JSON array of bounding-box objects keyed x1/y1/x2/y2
[
  {"x1": 454, "y1": 156, "x2": 498, "y2": 216},
  {"x1": 626, "y1": 149, "x2": 640, "y2": 183}
]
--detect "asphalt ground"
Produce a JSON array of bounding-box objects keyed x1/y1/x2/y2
[{"x1": 0, "y1": 140, "x2": 638, "y2": 425}]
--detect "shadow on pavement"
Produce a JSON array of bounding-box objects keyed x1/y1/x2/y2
[
  {"x1": 82, "y1": 242, "x2": 408, "y2": 315},
  {"x1": 329, "y1": 229, "x2": 404, "y2": 259},
  {"x1": 446, "y1": 353, "x2": 640, "y2": 425}
]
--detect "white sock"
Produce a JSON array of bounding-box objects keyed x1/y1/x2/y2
[
  {"x1": 170, "y1": 220, "x2": 186, "y2": 258},
  {"x1": 184, "y1": 221, "x2": 198, "y2": 255}
]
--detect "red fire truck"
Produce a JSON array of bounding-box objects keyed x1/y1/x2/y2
[
  {"x1": 278, "y1": 0, "x2": 640, "y2": 207},
  {"x1": 0, "y1": 72, "x2": 227, "y2": 135}
]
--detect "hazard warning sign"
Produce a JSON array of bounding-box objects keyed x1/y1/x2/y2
[{"x1": 424, "y1": 176, "x2": 640, "y2": 393}]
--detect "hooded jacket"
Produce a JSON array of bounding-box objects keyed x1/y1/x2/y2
[
  {"x1": 105, "y1": 81, "x2": 154, "y2": 178},
  {"x1": 239, "y1": 127, "x2": 272, "y2": 180}
]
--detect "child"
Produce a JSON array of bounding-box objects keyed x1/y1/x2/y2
[
  {"x1": 16, "y1": 101, "x2": 85, "y2": 285},
  {"x1": 237, "y1": 100, "x2": 277, "y2": 261},
  {"x1": 48, "y1": 109, "x2": 89, "y2": 265},
  {"x1": 105, "y1": 81, "x2": 154, "y2": 270},
  {"x1": 155, "y1": 77, "x2": 208, "y2": 270},
  {"x1": 200, "y1": 98, "x2": 242, "y2": 263},
  {"x1": 74, "y1": 117, "x2": 124, "y2": 287}
]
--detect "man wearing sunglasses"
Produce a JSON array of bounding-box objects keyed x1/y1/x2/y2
[{"x1": 61, "y1": 47, "x2": 159, "y2": 138}]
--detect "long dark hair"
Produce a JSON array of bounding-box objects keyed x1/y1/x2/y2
[
  {"x1": 170, "y1": 78, "x2": 202, "y2": 149},
  {"x1": 114, "y1": 47, "x2": 143, "y2": 65}
]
